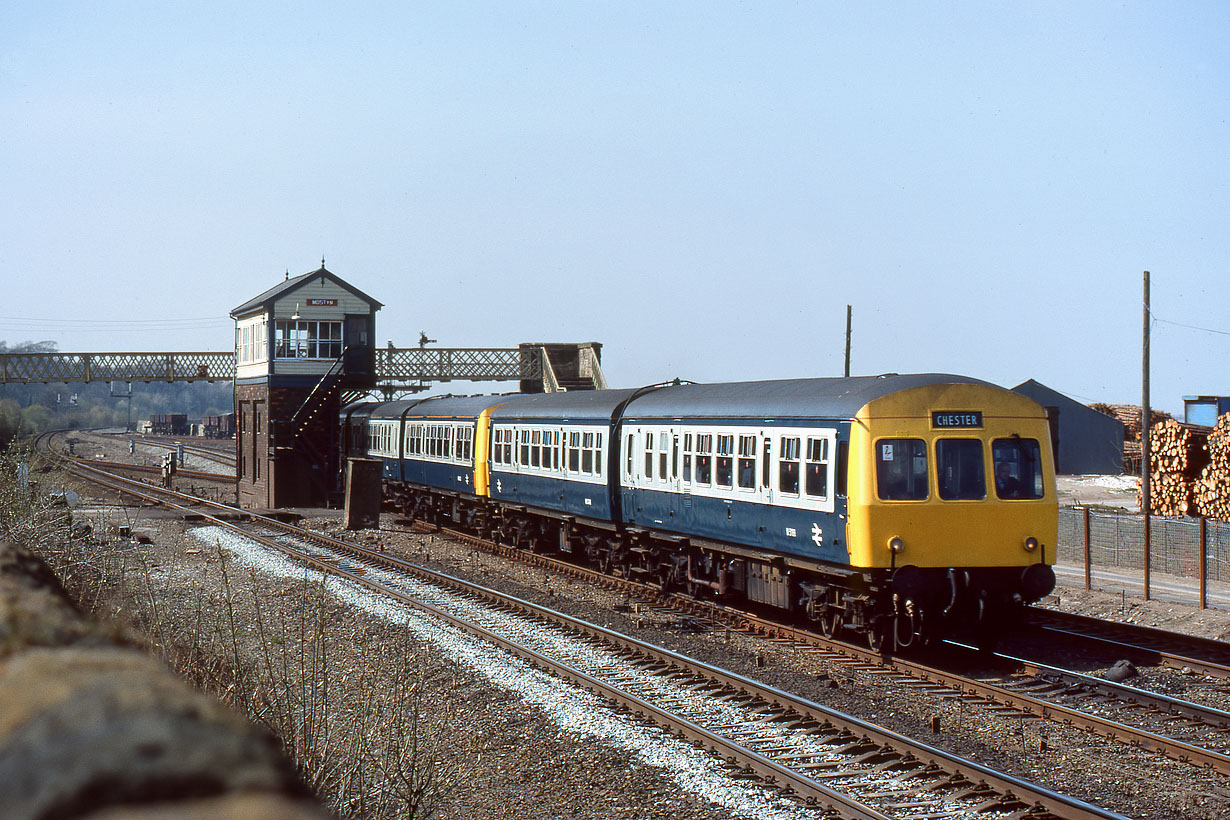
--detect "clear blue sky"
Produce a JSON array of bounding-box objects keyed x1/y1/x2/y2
[{"x1": 3, "y1": 2, "x2": 1227, "y2": 414}]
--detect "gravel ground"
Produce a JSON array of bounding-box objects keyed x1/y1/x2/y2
[{"x1": 35, "y1": 434, "x2": 1230, "y2": 819}]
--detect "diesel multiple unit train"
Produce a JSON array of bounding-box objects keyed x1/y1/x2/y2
[{"x1": 339, "y1": 374, "x2": 1057, "y2": 650}]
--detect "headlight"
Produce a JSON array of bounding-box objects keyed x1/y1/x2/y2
[
  {"x1": 1024, "y1": 536, "x2": 1039, "y2": 552},
  {"x1": 889, "y1": 536, "x2": 905, "y2": 554}
]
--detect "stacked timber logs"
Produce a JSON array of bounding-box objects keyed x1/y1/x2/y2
[
  {"x1": 1137, "y1": 418, "x2": 1209, "y2": 515},
  {"x1": 1193, "y1": 414, "x2": 1230, "y2": 520},
  {"x1": 1131, "y1": 414, "x2": 1230, "y2": 520}
]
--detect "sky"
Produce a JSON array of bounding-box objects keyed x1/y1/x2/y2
[{"x1": 2, "y1": 2, "x2": 1228, "y2": 414}]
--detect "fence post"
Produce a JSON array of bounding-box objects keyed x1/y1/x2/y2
[
  {"x1": 1083, "y1": 507, "x2": 1092, "y2": 591},
  {"x1": 1143, "y1": 512, "x2": 1151, "y2": 601},
  {"x1": 1199, "y1": 516, "x2": 1208, "y2": 610}
]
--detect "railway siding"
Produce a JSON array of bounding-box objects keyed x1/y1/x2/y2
[{"x1": 0, "y1": 538, "x2": 327, "y2": 820}]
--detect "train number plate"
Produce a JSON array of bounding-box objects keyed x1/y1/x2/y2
[{"x1": 932, "y1": 411, "x2": 983, "y2": 429}]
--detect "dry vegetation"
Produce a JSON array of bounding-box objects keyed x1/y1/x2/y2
[{"x1": 7, "y1": 449, "x2": 481, "y2": 820}]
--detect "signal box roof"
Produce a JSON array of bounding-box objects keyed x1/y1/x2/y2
[{"x1": 231, "y1": 264, "x2": 383, "y2": 318}]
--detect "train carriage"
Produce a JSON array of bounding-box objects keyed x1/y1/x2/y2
[
  {"x1": 373, "y1": 394, "x2": 515, "y2": 530},
  {"x1": 343, "y1": 372, "x2": 1057, "y2": 650}
]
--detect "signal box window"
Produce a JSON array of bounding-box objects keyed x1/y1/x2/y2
[
  {"x1": 274, "y1": 320, "x2": 342, "y2": 359},
  {"x1": 876, "y1": 439, "x2": 928, "y2": 500},
  {"x1": 992, "y1": 438, "x2": 1044, "y2": 499},
  {"x1": 937, "y1": 439, "x2": 985, "y2": 500}
]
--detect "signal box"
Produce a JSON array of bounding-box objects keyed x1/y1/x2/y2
[{"x1": 230, "y1": 264, "x2": 381, "y2": 509}]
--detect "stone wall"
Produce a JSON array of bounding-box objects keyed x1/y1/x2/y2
[{"x1": 0, "y1": 539, "x2": 330, "y2": 820}]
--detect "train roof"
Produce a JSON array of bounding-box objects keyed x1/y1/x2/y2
[
  {"x1": 620, "y1": 374, "x2": 993, "y2": 422},
  {"x1": 367, "y1": 393, "x2": 523, "y2": 420},
  {"x1": 355, "y1": 374, "x2": 1001, "y2": 425},
  {"x1": 489, "y1": 387, "x2": 642, "y2": 422}
]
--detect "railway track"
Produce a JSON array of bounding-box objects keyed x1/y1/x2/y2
[
  {"x1": 54, "y1": 458, "x2": 1132, "y2": 820},
  {"x1": 424, "y1": 525, "x2": 1230, "y2": 780},
  {"x1": 1024, "y1": 608, "x2": 1230, "y2": 679}
]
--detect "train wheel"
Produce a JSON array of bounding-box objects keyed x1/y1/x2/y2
[
  {"x1": 866, "y1": 618, "x2": 891, "y2": 653},
  {"x1": 819, "y1": 609, "x2": 841, "y2": 639}
]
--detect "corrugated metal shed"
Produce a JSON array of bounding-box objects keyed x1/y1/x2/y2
[{"x1": 1012, "y1": 380, "x2": 1125, "y2": 475}]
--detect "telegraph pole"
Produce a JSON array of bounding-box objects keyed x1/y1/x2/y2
[
  {"x1": 1141, "y1": 271, "x2": 1151, "y2": 600},
  {"x1": 844, "y1": 305, "x2": 852, "y2": 377}
]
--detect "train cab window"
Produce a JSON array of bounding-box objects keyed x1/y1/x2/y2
[
  {"x1": 737, "y1": 435, "x2": 756, "y2": 489},
  {"x1": 936, "y1": 439, "x2": 985, "y2": 500},
  {"x1": 716, "y1": 435, "x2": 734, "y2": 487},
  {"x1": 992, "y1": 438, "x2": 1045, "y2": 499},
  {"x1": 779, "y1": 437, "x2": 801, "y2": 495},
  {"x1": 876, "y1": 438, "x2": 928, "y2": 500},
  {"x1": 804, "y1": 438, "x2": 829, "y2": 498}
]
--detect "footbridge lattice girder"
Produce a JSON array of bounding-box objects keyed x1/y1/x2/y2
[{"x1": 0, "y1": 346, "x2": 603, "y2": 392}]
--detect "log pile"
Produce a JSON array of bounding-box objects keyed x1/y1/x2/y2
[
  {"x1": 1132, "y1": 413, "x2": 1230, "y2": 520},
  {"x1": 1193, "y1": 414, "x2": 1230, "y2": 520},
  {"x1": 1135, "y1": 416, "x2": 1207, "y2": 515},
  {"x1": 1089, "y1": 403, "x2": 1172, "y2": 441}
]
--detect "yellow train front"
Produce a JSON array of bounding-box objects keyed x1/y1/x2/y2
[{"x1": 843, "y1": 381, "x2": 1057, "y2": 649}]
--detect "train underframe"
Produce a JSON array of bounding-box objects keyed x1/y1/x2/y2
[{"x1": 384, "y1": 482, "x2": 1054, "y2": 653}]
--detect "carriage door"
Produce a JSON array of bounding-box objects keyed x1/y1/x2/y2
[{"x1": 762, "y1": 434, "x2": 773, "y2": 504}]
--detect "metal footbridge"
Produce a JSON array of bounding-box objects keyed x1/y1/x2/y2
[{"x1": 0, "y1": 343, "x2": 607, "y2": 395}]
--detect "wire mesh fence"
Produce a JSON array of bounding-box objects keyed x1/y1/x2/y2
[{"x1": 1057, "y1": 507, "x2": 1230, "y2": 609}]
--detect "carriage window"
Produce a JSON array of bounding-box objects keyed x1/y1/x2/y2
[
  {"x1": 695, "y1": 434, "x2": 712, "y2": 485},
  {"x1": 570, "y1": 431, "x2": 582, "y2": 472},
  {"x1": 992, "y1": 438, "x2": 1044, "y2": 499},
  {"x1": 937, "y1": 439, "x2": 984, "y2": 500},
  {"x1": 660, "y1": 432, "x2": 669, "y2": 480},
  {"x1": 716, "y1": 435, "x2": 734, "y2": 487},
  {"x1": 671, "y1": 435, "x2": 679, "y2": 480},
  {"x1": 876, "y1": 438, "x2": 929, "y2": 500},
  {"x1": 582, "y1": 432, "x2": 595, "y2": 474},
  {"x1": 531, "y1": 430, "x2": 541, "y2": 468},
  {"x1": 762, "y1": 438, "x2": 771, "y2": 487},
  {"x1": 805, "y1": 437, "x2": 829, "y2": 498},
  {"x1": 737, "y1": 435, "x2": 756, "y2": 489},
  {"x1": 644, "y1": 432, "x2": 654, "y2": 479},
  {"x1": 779, "y1": 437, "x2": 801, "y2": 494},
  {"x1": 682, "y1": 433, "x2": 693, "y2": 482}
]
